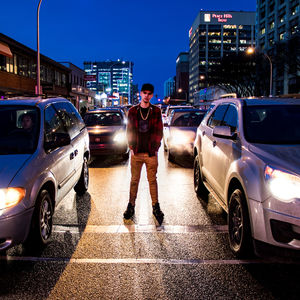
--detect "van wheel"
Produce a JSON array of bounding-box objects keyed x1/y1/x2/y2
[
  {"x1": 25, "y1": 190, "x2": 53, "y2": 248},
  {"x1": 74, "y1": 157, "x2": 89, "y2": 195},
  {"x1": 193, "y1": 156, "x2": 208, "y2": 198},
  {"x1": 228, "y1": 188, "x2": 253, "y2": 257}
]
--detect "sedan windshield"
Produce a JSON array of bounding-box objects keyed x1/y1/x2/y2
[
  {"x1": 84, "y1": 112, "x2": 123, "y2": 126},
  {"x1": 0, "y1": 106, "x2": 40, "y2": 154},
  {"x1": 243, "y1": 105, "x2": 300, "y2": 144},
  {"x1": 172, "y1": 111, "x2": 206, "y2": 127}
]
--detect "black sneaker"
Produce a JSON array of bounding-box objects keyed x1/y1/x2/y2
[
  {"x1": 153, "y1": 203, "x2": 164, "y2": 224},
  {"x1": 123, "y1": 203, "x2": 135, "y2": 219}
]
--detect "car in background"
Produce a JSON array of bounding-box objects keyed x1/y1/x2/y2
[
  {"x1": 84, "y1": 108, "x2": 129, "y2": 159},
  {"x1": 193, "y1": 97, "x2": 300, "y2": 258},
  {"x1": 164, "y1": 109, "x2": 207, "y2": 162},
  {"x1": 0, "y1": 97, "x2": 90, "y2": 252},
  {"x1": 163, "y1": 105, "x2": 192, "y2": 125}
]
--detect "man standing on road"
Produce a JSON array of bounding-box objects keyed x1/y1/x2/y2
[{"x1": 124, "y1": 83, "x2": 164, "y2": 224}]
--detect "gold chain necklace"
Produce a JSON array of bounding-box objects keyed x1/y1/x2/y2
[{"x1": 140, "y1": 107, "x2": 150, "y2": 120}]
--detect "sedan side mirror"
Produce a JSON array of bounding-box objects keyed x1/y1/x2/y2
[
  {"x1": 44, "y1": 132, "x2": 71, "y2": 151},
  {"x1": 213, "y1": 126, "x2": 237, "y2": 140}
]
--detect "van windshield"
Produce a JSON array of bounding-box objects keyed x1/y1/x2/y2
[{"x1": 0, "y1": 106, "x2": 40, "y2": 155}]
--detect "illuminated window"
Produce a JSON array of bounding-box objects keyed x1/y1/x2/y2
[{"x1": 261, "y1": 28, "x2": 266, "y2": 35}]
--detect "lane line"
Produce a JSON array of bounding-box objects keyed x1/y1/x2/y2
[
  {"x1": 53, "y1": 224, "x2": 228, "y2": 234},
  {"x1": 0, "y1": 256, "x2": 298, "y2": 265}
]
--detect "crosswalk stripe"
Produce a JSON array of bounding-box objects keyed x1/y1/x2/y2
[
  {"x1": 0, "y1": 256, "x2": 297, "y2": 265},
  {"x1": 53, "y1": 224, "x2": 228, "y2": 234}
]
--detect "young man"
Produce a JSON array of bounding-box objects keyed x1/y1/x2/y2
[{"x1": 124, "y1": 83, "x2": 164, "y2": 224}]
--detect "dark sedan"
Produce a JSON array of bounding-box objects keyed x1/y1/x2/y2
[{"x1": 84, "y1": 108, "x2": 129, "y2": 159}]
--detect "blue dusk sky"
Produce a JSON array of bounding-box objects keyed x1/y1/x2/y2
[{"x1": 1, "y1": 0, "x2": 256, "y2": 99}]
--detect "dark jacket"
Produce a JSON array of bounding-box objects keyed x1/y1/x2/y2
[{"x1": 126, "y1": 103, "x2": 163, "y2": 156}]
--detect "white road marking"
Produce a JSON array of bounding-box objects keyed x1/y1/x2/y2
[
  {"x1": 53, "y1": 224, "x2": 228, "y2": 234},
  {"x1": 0, "y1": 256, "x2": 297, "y2": 265}
]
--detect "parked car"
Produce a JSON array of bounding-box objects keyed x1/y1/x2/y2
[
  {"x1": 83, "y1": 108, "x2": 129, "y2": 159},
  {"x1": 0, "y1": 97, "x2": 90, "y2": 252},
  {"x1": 193, "y1": 97, "x2": 300, "y2": 258},
  {"x1": 164, "y1": 109, "x2": 207, "y2": 162}
]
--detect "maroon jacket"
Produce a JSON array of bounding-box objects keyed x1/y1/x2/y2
[{"x1": 126, "y1": 103, "x2": 163, "y2": 156}]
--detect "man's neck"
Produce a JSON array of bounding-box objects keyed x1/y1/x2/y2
[{"x1": 140, "y1": 101, "x2": 150, "y2": 108}]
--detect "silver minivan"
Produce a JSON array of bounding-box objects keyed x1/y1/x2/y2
[
  {"x1": 0, "y1": 97, "x2": 90, "y2": 252},
  {"x1": 194, "y1": 97, "x2": 300, "y2": 258}
]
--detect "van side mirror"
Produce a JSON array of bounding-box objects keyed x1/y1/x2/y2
[{"x1": 44, "y1": 132, "x2": 71, "y2": 151}]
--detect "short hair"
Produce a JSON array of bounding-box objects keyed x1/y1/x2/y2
[{"x1": 141, "y1": 83, "x2": 154, "y2": 93}]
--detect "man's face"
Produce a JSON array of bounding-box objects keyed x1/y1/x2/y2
[
  {"x1": 140, "y1": 90, "x2": 153, "y2": 104},
  {"x1": 22, "y1": 115, "x2": 33, "y2": 131}
]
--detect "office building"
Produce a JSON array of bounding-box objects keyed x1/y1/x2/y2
[
  {"x1": 83, "y1": 60, "x2": 133, "y2": 106},
  {"x1": 189, "y1": 11, "x2": 255, "y2": 103},
  {"x1": 176, "y1": 52, "x2": 189, "y2": 101},
  {"x1": 256, "y1": 0, "x2": 300, "y2": 95},
  {"x1": 164, "y1": 76, "x2": 175, "y2": 97}
]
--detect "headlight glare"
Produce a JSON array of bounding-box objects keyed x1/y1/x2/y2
[
  {"x1": 170, "y1": 132, "x2": 190, "y2": 145},
  {"x1": 265, "y1": 166, "x2": 300, "y2": 202},
  {"x1": 0, "y1": 187, "x2": 26, "y2": 209},
  {"x1": 113, "y1": 132, "x2": 127, "y2": 143}
]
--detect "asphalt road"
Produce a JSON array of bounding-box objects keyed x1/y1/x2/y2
[{"x1": 0, "y1": 147, "x2": 299, "y2": 300}]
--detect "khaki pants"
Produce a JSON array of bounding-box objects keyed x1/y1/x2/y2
[{"x1": 129, "y1": 153, "x2": 158, "y2": 206}]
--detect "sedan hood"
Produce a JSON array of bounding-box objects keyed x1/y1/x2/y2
[
  {"x1": 0, "y1": 154, "x2": 31, "y2": 187},
  {"x1": 248, "y1": 144, "x2": 300, "y2": 174}
]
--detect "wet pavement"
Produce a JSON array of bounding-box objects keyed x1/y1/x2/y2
[{"x1": 0, "y1": 146, "x2": 299, "y2": 299}]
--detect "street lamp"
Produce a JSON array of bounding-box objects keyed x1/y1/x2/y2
[
  {"x1": 246, "y1": 47, "x2": 273, "y2": 97},
  {"x1": 178, "y1": 88, "x2": 187, "y2": 102},
  {"x1": 36, "y1": 0, "x2": 43, "y2": 96}
]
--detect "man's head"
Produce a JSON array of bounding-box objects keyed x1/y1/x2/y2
[
  {"x1": 21, "y1": 113, "x2": 34, "y2": 132},
  {"x1": 140, "y1": 83, "x2": 154, "y2": 106}
]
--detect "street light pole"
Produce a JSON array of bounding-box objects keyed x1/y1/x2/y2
[
  {"x1": 264, "y1": 53, "x2": 273, "y2": 97},
  {"x1": 36, "y1": 0, "x2": 43, "y2": 96},
  {"x1": 246, "y1": 47, "x2": 273, "y2": 97}
]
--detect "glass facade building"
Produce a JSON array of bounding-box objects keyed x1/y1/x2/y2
[
  {"x1": 83, "y1": 60, "x2": 133, "y2": 105},
  {"x1": 189, "y1": 11, "x2": 255, "y2": 103}
]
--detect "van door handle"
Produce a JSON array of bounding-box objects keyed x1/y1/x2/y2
[
  {"x1": 213, "y1": 140, "x2": 217, "y2": 147},
  {"x1": 74, "y1": 149, "x2": 78, "y2": 156},
  {"x1": 70, "y1": 152, "x2": 75, "y2": 160},
  {"x1": 202, "y1": 131, "x2": 206, "y2": 136}
]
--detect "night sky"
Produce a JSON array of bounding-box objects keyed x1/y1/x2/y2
[{"x1": 2, "y1": 0, "x2": 256, "y2": 100}]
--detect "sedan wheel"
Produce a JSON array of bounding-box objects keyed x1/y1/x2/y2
[{"x1": 228, "y1": 188, "x2": 252, "y2": 257}]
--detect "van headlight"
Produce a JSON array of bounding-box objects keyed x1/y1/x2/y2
[
  {"x1": 265, "y1": 165, "x2": 300, "y2": 202},
  {"x1": 0, "y1": 187, "x2": 26, "y2": 209},
  {"x1": 113, "y1": 131, "x2": 127, "y2": 144}
]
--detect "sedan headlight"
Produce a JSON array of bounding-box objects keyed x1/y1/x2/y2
[
  {"x1": 170, "y1": 132, "x2": 192, "y2": 145},
  {"x1": 0, "y1": 187, "x2": 26, "y2": 209},
  {"x1": 265, "y1": 165, "x2": 300, "y2": 202},
  {"x1": 113, "y1": 131, "x2": 127, "y2": 144}
]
